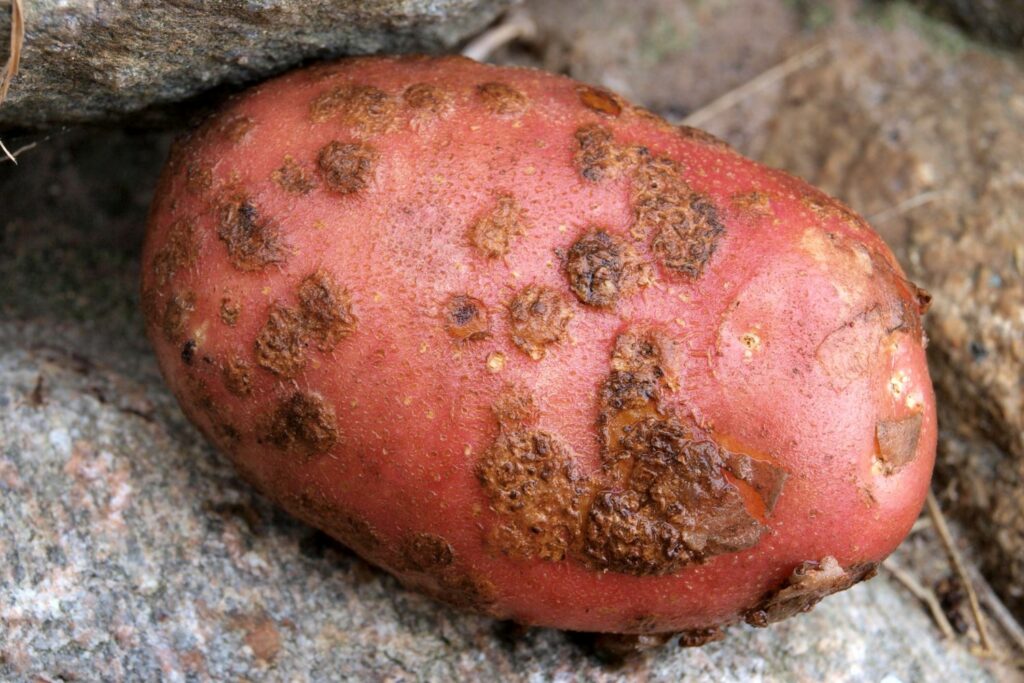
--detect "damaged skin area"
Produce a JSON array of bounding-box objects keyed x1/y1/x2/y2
[{"x1": 141, "y1": 56, "x2": 936, "y2": 637}]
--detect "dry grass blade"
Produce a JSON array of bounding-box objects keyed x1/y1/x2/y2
[
  {"x1": 927, "y1": 490, "x2": 994, "y2": 654},
  {"x1": 680, "y1": 43, "x2": 826, "y2": 128},
  {"x1": 882, "y1": 558, "x2": 957, "y2": 640},
  {"x1": 1, "y1": 0, "x2": 25, "y2": 105},
  {"x1": 965, "y1": 561, "x2": 1024, "y2": 659},
  {"x1": 462, "y1": 8, "x2": 537, "y2": 62}
]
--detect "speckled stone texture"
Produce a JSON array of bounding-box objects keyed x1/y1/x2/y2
[
  {"x1": 750, "y1": 17, "x2": 1024, "y2": 619},
  {"x1": 0, "y1": 0, "x2": 510, "y2": 128},
  {"x1": 0, "y1": 129, "x2": 1001, "y2": 683}
]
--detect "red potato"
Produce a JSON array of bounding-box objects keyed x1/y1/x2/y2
[{"x1": 141, "y1": 55, "x2": 936, "y2": 642}]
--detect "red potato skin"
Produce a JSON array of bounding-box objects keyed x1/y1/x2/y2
[{"x1": 141, "y1": 56, "x2": 936, "y2": 636}]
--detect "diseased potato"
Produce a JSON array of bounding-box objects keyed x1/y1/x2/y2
[{"x1": 141, "y1": 56, "x2": 936, "y2": 641}]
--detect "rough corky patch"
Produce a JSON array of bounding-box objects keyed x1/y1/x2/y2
[
  {"x1": 476, "y1": 81, "x2": 529, "y2": 116},
  {"x1": 222, "y1": 355, "x2": 253, "y2": 397},
  {"x1": 398, "y1": 532, "x2": 455, "y2": 572},
  {"x1": 264, "y1": 391, "x2": 339, "y2": 456},
  {"x1": 469, "y1": 195, "x2": 528, "y2": 258},
  {"x1": 254, "y1": 271, "x2": 358, "y2": 378},
  {"x1": 185, "y1": 162, "x2": 213, "y2": 195},
  {"x1": 218, "y1": 114, "x2": 255, "y2": 143},
  {"x1": 443, "y1": 294, "x2": 490, "y2": 341},
  {"x1": 219, "y1": 297, "x2": 241, "y2": 327},
  {"x1": 153, "y1": 218, "x2": 197, "y2": 286},
  {"x1": 477, "y1": 428, "x2": 586, "y2": 562},
  {"x1": 309, "y1": 84, "x2": 396, "y2": 132},
  {"x1": 402, "y1": 83, "x2": 454, "y2": 117},
  {"x1": 875, "y1": 413, "x2": 923, "y2": 475},
  {"x1": 287, "y1": 488, "x2": 381, "y2": 554},
  {"x1": 317, "y1": 141, "x2": 377, "y2": 195},
  {"x1": 297, "y1": 271, "x2": 357, "y2": 351},
  {"x1": 582, "y1": 417, "x2": 764, "y2": 575},
  {"x1": 162, "y1": 291, "x2": 196, "y2": 342},
  {"x1": 634, "y1": 158, "x2": 725, "y2": 279},
  {"x1": 255, "y1": 304, "x2": 308, "y2": 377},
  {"x1": 272, "y1": 155, "x2": 316, "y2": 195},
  {"x1": 508, "y1": 285, "x2": 574, "y2": 360},
  {"x1": 745, "y1": 557, "x2": 878, "y2": 627},
  {"x1": 676, "y1": 125, "x2": 732, "y2": 150},
  {"x1": 574, "y1": 124, "x2": 627, "y2": 182},
  {"x1": 564, "y1": 229, "x2": 651, "y2": 308},
  {"x1": 216, "y1": 196, "x2": 287, "y2": 271}
]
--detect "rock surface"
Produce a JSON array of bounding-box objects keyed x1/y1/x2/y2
[
  {"x1": 0, "y1": 127, "x2": 1005, "y2": 683},
  {"x1": 746, "y1": 18, "x2": 1024, "y2": 617},
  {"x1": 917, "y1": 0, "x2": 1024, "y2": 48},
  {"x1": 0, "y1": 0, "x2": 510, "y2": 128}
]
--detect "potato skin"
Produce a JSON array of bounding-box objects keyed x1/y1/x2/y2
[{"x1": 141, "y1": 56, "x2": 936, "y2": 636}]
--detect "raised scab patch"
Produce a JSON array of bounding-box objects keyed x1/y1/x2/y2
[
  {"x1": 476, "y1": 82, "x2": 529, "y2": 116},
  {"x1": 574, "y1": 124, "x2": 625, "y2": 182},
  {"x1": 565, "y1": 229, "x2": 652, "y2": 307},
  {"x1": 255, "y1": 304, "x2": 307, "y2": 377},
  {"x1": 153, "y1": 218, "x2": 197, "y2": 286},
  {"x1": 265, "y1": 391, "x2": 338, "y2": 456},
  {"x1": 469, "y1": 195, "x2": 528, "y2": 258},
  {"x1": 577, "y1": 85, "x2": 622, "y2": 117},
  {"x1": 255, "y1": 271, "x2": 357, "y2": 377},
  {"x1": 317, "y1": 141, "x2": 377, "y2": 195},
  {"x1": 185, "y1": 163, "x2": 213, "y2": 195},
  {"x1": 217, "y1": 196, "x2": 287, "y2": 271},
  {"x1": 582, "y1": 417, "x2": 765, "y2": 575},
  {"x1": 310, "y1": 84, "x2": 396, "y2": 132},
  {"x1": 508, "y1": 285, "x2": 574, "y2": 360},
  {"x1": 288, "y1": 488, "x2": 380, "y2": 554},
  {"x1": 399, "y1": 532, "x2": 455, "y2": 573},
  {"x1": 162, "y1": 291, "x2": 196, "y2": 342},
  {"x1": 745, "y1": 557, "x2": 878, "y2": 627},
  {"x1": 476, "y1": 427, "x2": 585, "y2": 561},
  {"x1": 220, "y1": 297, "x2": 241, "y2": 327},
  {"x1": 297, "y1": 271, "x2": 357, "y2": 351},
  {"x1": 219, "y1": 114, "x2": 255, "y2": 143},
  {"x1": 638, "y1": 165, "x2": 725, "y2": 280},
  {"x1": 875, "y1": 413, "x2": 923, "y2": 475},
  {"x1": 403, "y1": 83, "x2": 454, "y2": 116},
  {"x1": 443, "y1": 294, "x2": 490, "y2": 341},
  {"x1": 272, "y1": 155, "x2": 316, "y2": 195},
  {"x1": 222, "y1": 355, "x2": 253, "y2": 397}
]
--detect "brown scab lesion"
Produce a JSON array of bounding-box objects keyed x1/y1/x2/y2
[
  {"x1": 577, "y1": 85, "x2": 623, "y2": 117},
  {"x1": 469, "y1": 195, "x2": 528, "y2": 259},
  {"x1": 317, "y1": 141, "x2": 377, "y2": 195},
  {"x1": 255, "y1": 271, "x2": 357, "y2": 378},
  {"x1": 218, "y1": 114, "x2": 255, "y2": 143},
  {"x1": 286, "y1": 488, "x2": 381, "y2": 554},
  {"x1": 745, "y1": 556, "x2": 878, "y2": 627},
  {"x1": 222, "y1": 355, "x2": 253, "y2": 397},
  {"x1": 162, "y1": 291, "x2": 196, "y2": 342},
  {"x1": 272, "y1": 155, "x2": 317, "y2": 195},
  {"x1": 476, "y1": 392, "x2": 586, "y2": 562},
  {"x1": 635, "y1": 158, "x2": 725, "y2": 280},
  {"x1": 153, "y1": 218, "x2": 198, "y2": 286},
  {"x1": 185, "y1": 163, "x2": 213, "y2": 195},
  {"x1": 309, "y1": 84, "x2": 396, "y2": 132},
  {"x1": 402, "y1": 83, "x2": 454, "y2": 117},
  {"x1": 564, "y1": 229, "x2": 652, "y2": 308},
  {"x1": 220, "y1": 297, "x2": 241, "y2": 327},
  {"x1": 398, "y1": 532, "x2": 455, "y2": 573},
  {"x1": 217, "y1": 196, "x2": 288, "y2": 272},
  {"x1": 443, "y1": 294, "x2": 490, "y2": 341},
  {"x1": 264, "y1": 391, "x2": 339, "y2": 456},
  {"x1": 874, "y1": 413, "x2": 923, "y2": 475},
  {"x1": 574, "y1": 124, "x2": 626, "y2": 182},
  {"x1": 476, "y1": 81, "x2": 529, "y2": 116},
  {"x1": 508, "y1": 285, "x2": 574, "y2": 361}
]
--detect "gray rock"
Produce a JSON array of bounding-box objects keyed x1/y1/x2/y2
[
  {"x1": 0, "y1": 126, "x2": 1005, "y2": 683},
  {"x1": 0, "y1": 0, "x2": 511, "y2": 128},
  {"x1": 748, "y1": 16, "x2": 1024, "y2": 618},
  {"x1": 916, "y1": 0, "x2": 1024, "y2": 48}
]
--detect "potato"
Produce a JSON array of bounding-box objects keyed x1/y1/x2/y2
[{"x1": 141, "y1": 55, "x2": 936, "y2": 641}]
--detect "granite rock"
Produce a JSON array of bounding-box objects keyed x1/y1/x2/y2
[
  {"x1": 750, "y1": 17, "x2": 1024, "y2": 617},
  {"x1": 0, "y1": 126, "x2": 1004, "y2": 683},
  {"x1": 0, "y1": 0, "x2": 511, "y2": 128}
]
